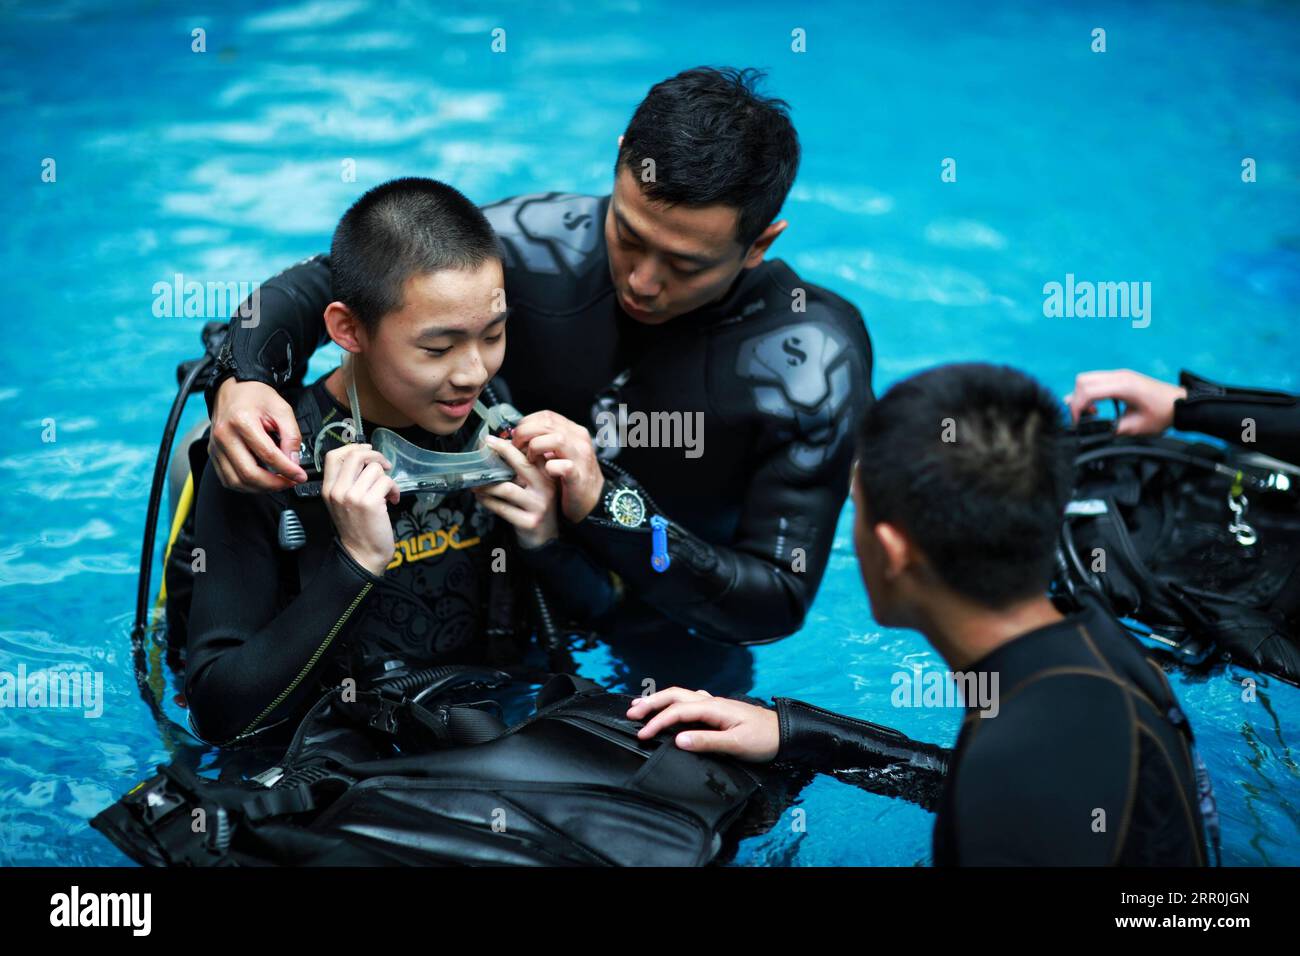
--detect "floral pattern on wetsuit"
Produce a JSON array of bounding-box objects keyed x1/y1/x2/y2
[{"x1": 345, "y1": 490, "x2": 497, "y2": 677}]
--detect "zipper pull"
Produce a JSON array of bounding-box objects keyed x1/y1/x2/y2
[{"x1": 650, "y1": 515, "x2": 671, "y2": 572}]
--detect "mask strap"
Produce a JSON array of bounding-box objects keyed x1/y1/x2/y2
[{"x1": 344, "y1": 353, "x2": 366, "y2": 444}]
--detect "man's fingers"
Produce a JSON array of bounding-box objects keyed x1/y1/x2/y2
[
  {"x1": 323, "y1": 445, "x2": 389, "y2": 497},
  {"x1": 545, "y1": 459, "x2": 575, "y2": 481},
  {"x1": 474, "y1": 478, "x2": 534, "y2": 510},
  {"x1": 523, "y1": 433, "x2": 578, "y2": 467},
  {"x1": 208, "y1": 446, "x2": 236, "y2": 490},
  {"x1": 325, "y1": 444, "x2": 372, "y2": 486},
  {"x1": 509, "y1": 416, "x2": 556, "y2": 447},
  {"x1": 1068, "y1": 376, "x2": 1108, "y2": 411},
  {"x1": 635, "y1": 701, "x2": 726, "y2": 739},
  {"x1": 674, "y1": 729, "x2": 744, "y2": 756},
  {"x1": 626, "y1": 686, "x2": 707, "y2": 718},
  {"x1": 473, "y1": 491, "x2": 539, "y2": 529},
  {"x1": 1115, "y1": 413, "x2": 1148, "y2": 437},
  {"x1": 525, "y1": 433, "x2": 567, "y2": 455},
  {"x1": 351, "y1": 461, "x2": 391, "y2": 500},
  {"x1": 233, "y1": 412, "x2": 303, "y2": 481},
  {"x1": 269, "y1": 410, "x2": 307, "y2": 482},
  {"x1": 510, "y1": 411, "x2": 562, "y2": 445},
  {"x1": 1068, "y1": 378, "x2": 1121, "y2": 423},
  {"x1": 483, "y1": 434, "x2": 539, "y2": 479},
  {"x1": 213, "y1": 426, "x2": 293, "y2": 492},
  {"x1": 1072, "y1": 370, "x2": 1141, "y2": 410}
]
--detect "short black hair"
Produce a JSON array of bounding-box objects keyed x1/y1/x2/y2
[
  {"x1": 855, "y1": 363, "x2": 1073, "y2": 608},
  {"x1": 330, "y1": 177, "x2": 498, "y2": 329},
  {"x1": 617, "y1": 66, "x2": 800, "y2": 248}
]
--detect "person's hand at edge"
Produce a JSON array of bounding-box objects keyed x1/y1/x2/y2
[
  {"x1": 209, "y1": 379, "x2": 309, "y2": 491},
  {"x1": 626, "y1": 686, "x2": 779, "y2": 762},
  {"x1": 472, "y1": 434, "x2": 559, "y2": 549},
  {"x1": 321, "y1": 443, "x2": 398, "y2": 577},
  {"x1": 510, "y1": 410, "x2": 605, "y2": 523},
  {"x1": 1065, "y1": 369, "x2": 1187, "y2": 436}
]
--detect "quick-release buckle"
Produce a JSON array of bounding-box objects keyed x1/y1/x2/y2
[
  {"x1": 129, "y1": 777, "x2": 185, "y2": 826},
  {"x1": 367, "y1": 693, "x2": 404, "y2": 735}
]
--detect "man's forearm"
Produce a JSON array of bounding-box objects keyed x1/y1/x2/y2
[
  {"x1": 205, "y1": 254, "x2": 333, "y2": 414},
  {"x1": 564, "y1": 469, "x2": 818, "y2": 644},
  {"x1": 185, "y1": 539, "x2": 378, "y2": 745},
  {"x1": 1174, "y1": 369, "x2": 1300, "y2": 462}
]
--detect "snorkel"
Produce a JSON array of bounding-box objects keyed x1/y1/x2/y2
[{"x1": 295, "y1": 353, "x2": 520, "y2": 501}]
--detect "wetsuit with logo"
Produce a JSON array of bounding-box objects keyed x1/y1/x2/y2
[
  {"x1": 773, "y1": 601, "x2": 1209, "y2": 865},
  {"x1": 185, "y1": 375, "x2": 615, "y2": 747},
  {"x1": 209, "y1": 193, "x2": 874, "y2": 677}
]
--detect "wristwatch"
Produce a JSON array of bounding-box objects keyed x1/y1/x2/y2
[{"x1": 603, "y1": 485, "x2": 647, "y2": 528}]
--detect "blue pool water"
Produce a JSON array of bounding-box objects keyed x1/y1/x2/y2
[{"x1": 2, "y1": 0, "x2": 1297, "y2": 865}]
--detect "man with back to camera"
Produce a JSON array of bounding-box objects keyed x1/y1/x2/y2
[
  {"x1": 199, "y1": 67, "x2": 874, "y2": 690},
  {"x1": 627, "y1": 364, "x2": 1209, "y2": 865}
]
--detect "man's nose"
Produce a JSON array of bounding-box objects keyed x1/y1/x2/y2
[
  {"x1": 449, "y1": 346, "x2": 488, "y2": 389},
  {"x1": 627, "y1": 256, "x2": 663, "y2": 298}
]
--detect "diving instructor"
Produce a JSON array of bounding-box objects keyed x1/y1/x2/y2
[{"x1": 203, "y1": 67, "x2": 874, "y2": 656}]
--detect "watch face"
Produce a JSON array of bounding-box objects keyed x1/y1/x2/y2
[{"x1": 606, "y1": 487, "x2": 646, "y2": 528}]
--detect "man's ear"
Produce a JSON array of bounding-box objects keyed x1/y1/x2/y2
[
  {"x1": 874, "y1": 521, "x2": 913, "y2": 580},
  {"x1": 324, "y1": 301, "x2": 365, "y2": 353},
  {"x1": 742, "y1": 219, "x2": 788, "y2": 268}
]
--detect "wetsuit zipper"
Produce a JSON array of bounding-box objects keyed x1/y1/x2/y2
[{"x1": 233, "y1": 582, "x2": 374, "y2": 741}]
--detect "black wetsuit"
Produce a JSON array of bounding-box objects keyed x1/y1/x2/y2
[
  {"x1": 1174, "y1": 370, "x2": 1300, "y2": 462},
  {"x1": 185, "y1": 375, "x2": 615, "y2": 746},
  {"x1": 773, "y1": 601, "x2": 1209, "y2": 865},
  {"x1": 210, "y1": 193, "x2": 873, "y2": 675}
]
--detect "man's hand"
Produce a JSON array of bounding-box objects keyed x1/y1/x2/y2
[
  {"x1": 626, "y1": 687, "x2": 780, "y2": 762},
  {"x1": 209, "y1": 379, "x2": 309, "y2": 492},
  {"x1": 471, "y1": 434, "x2": 559, "y2": 549},
  {"x1": 1065, "y1": 369, "x2": 1188, "y2": 437},
  {"x1": 510, "y1": 410, "x2": 604, "y2": 524},
  {"x1": 321, "y1": 443, "x2": 399, "y2": 577}
]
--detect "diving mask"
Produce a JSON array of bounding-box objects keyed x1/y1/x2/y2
[{"x1": 296, "y1": 357, "x2": 519, "y2": 497}]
